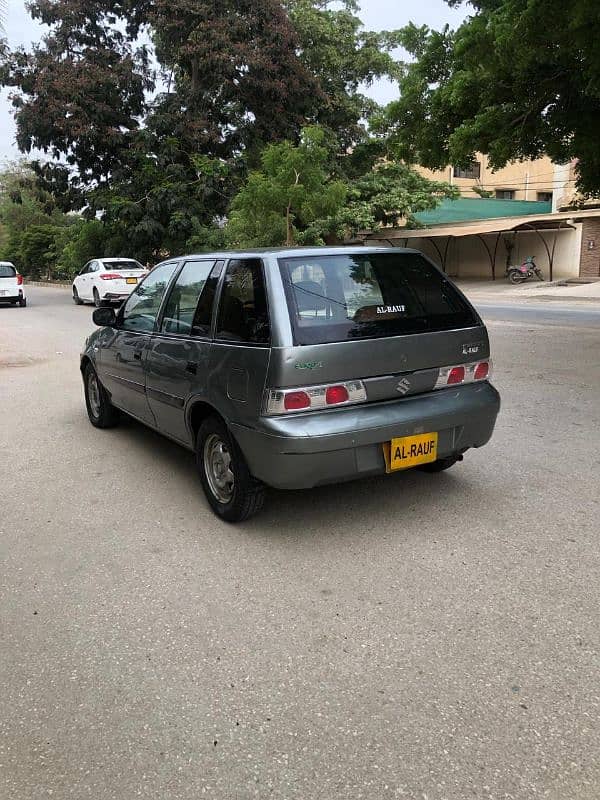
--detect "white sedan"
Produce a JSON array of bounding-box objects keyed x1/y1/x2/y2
[{"x1": 72, "y1": 258, "x2": 148, "y2": 307}]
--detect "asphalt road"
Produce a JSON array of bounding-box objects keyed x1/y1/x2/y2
[
  {"x1": 2, "y1": 287, "x2": 600, "y2": 800},
  {"x1": 474, "y1": 301, "x2": 600, "y2": 329}
]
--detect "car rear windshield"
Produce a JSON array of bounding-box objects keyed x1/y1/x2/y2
[
  {"x1": 0, "y1": 264, "x2": 16, "y2": 278},
  {"x1": 103, "y1": 261, "x2": 143, "y2": 271},
  {"x1": 278, "y1": 252, "x2": 479, "y2": 345}
]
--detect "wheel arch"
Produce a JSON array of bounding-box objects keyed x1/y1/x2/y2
[
  {"x1": 80, "y1": 355, "x2": 92, "y2": 375},
  {"x1": 187, "y1": 399, "x2": 224, "y2": 445}
]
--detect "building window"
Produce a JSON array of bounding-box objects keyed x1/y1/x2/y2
[
  {"x1": 496, "y1": 189, "x2": 515, "y2": 200},
  {"x1": 537, "y1": 192, "x2": 553, "y2": 202},
  {"x1": 453, "y1": 161, "x2": 481, "y2": 180}
]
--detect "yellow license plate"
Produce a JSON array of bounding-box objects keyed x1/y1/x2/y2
[
  {"x1": 383, "y1": 432, "x2": 438, "y2": 472},
  {"x1": 126, "y1": 277, "x2": 137, "y2": 285}
]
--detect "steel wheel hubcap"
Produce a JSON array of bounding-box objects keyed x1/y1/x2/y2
[
  {"x1": 88, "y1": 372, "x2": 101, "y2": 418},
  {"x1": 204, "y1": 434, "x2": 235, "y2": 504}
]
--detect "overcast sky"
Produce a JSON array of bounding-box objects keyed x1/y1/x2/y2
[{"x1": 0, "y1": 0, "x2": 467, "y2": 164}]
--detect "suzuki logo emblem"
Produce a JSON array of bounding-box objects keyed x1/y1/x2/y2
[{"x1": 396, "y1": 377, "x2": 411, "y2": 395}]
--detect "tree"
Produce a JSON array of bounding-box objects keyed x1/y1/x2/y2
[
  {"x1": 332, "y1": 162, "x2": 459, "y2": 238},
  {"x1": 226, "y1": 127, "x2": 347, "y2": 247},
  {"x1": 149, "y1": 0, "x2": 321, "y2": 156},
  {"x1": 384, "y1": 0, "x2": 600, "y2": 195},
  {"x1": 0, "y1": 163, "x2": 77, "y2": 275},
  {"x1": 2, "y1": 1, "x2": 153, "y2": 185},
  {"x1": 0, "y1": 164, "x2": 118, "y2": 279},
  {"x1": 287, "y1": 0, "x2": 402, "y2": 161},
  {"x1": 16, "y1": 224, "x2": 65, "y2": 279},
  {"x1": 1, "y1": 0, "x2": 327, "y2": 256},
  {"x1": 226, "y1": 128, "x2": 458, "y2": 247}
]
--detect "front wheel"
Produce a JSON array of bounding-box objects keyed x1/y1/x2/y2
[
  {"x1": 508, "y1": 271, "x2": 526, "y2": 284},
  {"x1": 73, "y1": 286, "x2": 83, "y2": 305},
  {"x1": 196, "y1": 416, "x2": 265, "y2": 523},
  {"x1": 84, "y1": 364, "x2": 120, "y2": 428},
  {"x1": 93, "y1": 288, "x2": 101, "y2": 307}
]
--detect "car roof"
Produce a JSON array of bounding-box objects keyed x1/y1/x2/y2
[
  {"x1": 160, "y1": 246, "x2": 423, "y2": 263},
  {"x1": 0, "y1": 261, "x2": 16, "y2": 266}
]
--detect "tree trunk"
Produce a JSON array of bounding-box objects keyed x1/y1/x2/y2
[{"x1": 286, "y1": 203, "x2": 292, "y2": 246}]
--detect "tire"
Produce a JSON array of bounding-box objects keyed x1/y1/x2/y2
[
  {"x1": 196, "y1": 415, "x2": 265, "y2": 523},
  {"x1": 93, "y1": 288, "x2": 101, "y2": 307},
  {"x1": 509, "y1": 271, "x2": 526, "y2": 284},
  {"x1": 419, "y1": 455, "x2": 460, "y2": 473},
  {"x1": 19, "y1": 297, "x2": 27, "y2": 307},
  {"x1": 83, "y1": 363, "x2": 120, "y2": 428},
  {"x1": 73, "y1": 287, "x2": 83, "y2": 305}
]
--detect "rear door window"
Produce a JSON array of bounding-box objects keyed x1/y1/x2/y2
[
  {"x1": 215, "y1": 259, "x2": 270, "y2": 345},
  {"x1": 191, "y1": 260, "x2": 224, "y2": 337},
  {"x1": 279, "y1": 252, "x2": 479, "y2": 344},
  {"x1": 0, "y1": 264, "x2": 16, "y2": 278},
  {"x1": 160, "y1": 259, "x2": 216, "y2": 335}
]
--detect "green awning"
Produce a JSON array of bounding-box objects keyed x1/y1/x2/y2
[{"x1": 413, "y1": 198, "x2": 552, "y2": 226}]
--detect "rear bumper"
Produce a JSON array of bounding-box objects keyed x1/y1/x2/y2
[
  {"x1": 102, "y1": 292, "x2": 130, "y2": 303},
  {"x1": 230, "y1": 382, "x2": 500, "y2": 490},
  {"x1": 0, "y1": 290, "x2": 24, "y2": 303}
]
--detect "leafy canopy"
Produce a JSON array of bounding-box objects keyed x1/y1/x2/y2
[
  {"x1": 385, "y1": 0, "x2": 600, "y2": 195},
  {"x1": 226, "y1": 129, "x2": 459, "y2": 248},
  {"x1": 226, "y1": 127, "x2": 347, "y2": 248}
]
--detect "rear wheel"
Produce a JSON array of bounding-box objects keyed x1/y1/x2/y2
[
  {"x1": 84, "y1": 363, "x2": 120, "y2": 428},
  {"x1": 509, "y1": 271, "x2": 526, "y2": 284},
  {"x1": 73, "y1": 286, "x2": 83, "y2": 305},
  {"x1": 419, "y1": 455, "x2": 460, "y2": 473},
  {"x1": 196, "y1": 416, "x2": 265, "y2": 523},
  {"x1": 19, "y1": 297, "x2": 26, "y2": 307},
  {"x1": 93, "y1": 287, "x2": 101, "y2": 307}
]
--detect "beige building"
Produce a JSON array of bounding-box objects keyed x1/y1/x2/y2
[{"x1": 418, "y1": 154, "x2": 579, "y2": 211}]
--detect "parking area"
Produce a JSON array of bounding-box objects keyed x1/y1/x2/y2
[{"x1": 1, "y1": 286, "x2": 600, "y2": 799}]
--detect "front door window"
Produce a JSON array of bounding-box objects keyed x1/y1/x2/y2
[{"x1": 120, "y1": 262, "x2": 178, "y2": 333}]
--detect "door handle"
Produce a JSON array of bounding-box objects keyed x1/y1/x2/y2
[
  {"x1": 185, "y1": 361, "x2": 198, "y2": 375},
  {"x1": 134, "y1": 351, "x2": 142, "y2": 361}
]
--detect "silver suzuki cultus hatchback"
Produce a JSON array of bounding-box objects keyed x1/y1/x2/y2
[{"x1": 81, "y1": 247, "x2": 500, "y2": 521}]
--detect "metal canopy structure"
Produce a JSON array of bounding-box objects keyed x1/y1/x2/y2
[{"x1": 367, "y1": 209, "x2": 600, "y2": 280}]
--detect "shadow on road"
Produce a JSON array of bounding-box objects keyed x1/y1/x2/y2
[{"x1": 114, "y1": 412, "x2": 473, "y2": 540}]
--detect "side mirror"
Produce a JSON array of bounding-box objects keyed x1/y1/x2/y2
[{"x1": 92, "y1": 306, "x2": 117, "y2": 327}]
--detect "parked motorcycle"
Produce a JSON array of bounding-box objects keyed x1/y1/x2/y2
[{"x1": 506, "y1": 256, "x2": 544, "y2": 284}]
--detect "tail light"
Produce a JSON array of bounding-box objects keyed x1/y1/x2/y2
[
  {"x1": 473, "y1": 361, "x2": 489, "y2": 380},
  {"x1": 284, "y1": 391, "x2": 311, "y2": 411},
  {"x1": 435, "y1": 360, "x2": 493, "y2": 389},
  {"x1": 447, "y1": 366, "x2": 465, "y2": 385},
  {"x1": 16, "y1": 274, "x2": 23, "y2": 285},
  {"x1": 266, "y1": 380, "x2": 366, "y2": 415},
  {"x1": 325, "y1": 385, "x2": 349, "y2": 405},
  {"x1": 100, "y1": 273, "x2": 123, "y2": 280}
]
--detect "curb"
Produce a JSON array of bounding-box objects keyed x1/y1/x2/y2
[
  {"x1": 519, "y1": 294, "x2": 600, "y2": 304},
  {"x1": 24, "y1": 280, "x2": 71, "y2": 288},
  {"x1": 466, "y1": 293, "x2": 600, "y2": 305}
]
